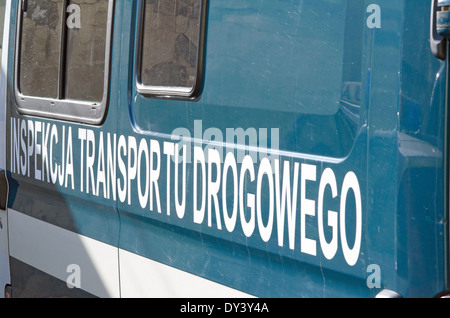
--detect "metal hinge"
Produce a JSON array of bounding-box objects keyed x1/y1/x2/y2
[{"x1": 431, "y1": 0, "x2": 450, "y2": 60}]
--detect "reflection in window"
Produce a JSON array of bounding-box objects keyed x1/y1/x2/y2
[
  {"x1": 65, "y1": 0, "x2": 108, "y2": 102},
  {"x1": 19, "y1": 0, "x2": 63, "y2": 98},
  {"x1": 140, "y1": 0, "x2": 204, "y2": 94},
  {"x1": 18, "y1": 0, "x2": 110, "y2": 102}
]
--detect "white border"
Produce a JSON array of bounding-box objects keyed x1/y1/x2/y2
[
  {"x1": 119, "y1": 249, "x2": 253, "y2": 298},
  {"x1": 8, "y1": 209, "x2": 253, "y2": 298},
  {"x1": 9, "y1": 209, "x2": 120, "y2": 298}
]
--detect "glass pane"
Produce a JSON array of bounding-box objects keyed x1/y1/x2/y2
[
  {"x1": 140, "y1": 0, "x2": 202, "y2": 90},
  {"x1": 65, "y1": 0, "x2": 108, "y2": 102},
  {"x1": 19, "y1": 0, "x2": 63, "y2": 99}
]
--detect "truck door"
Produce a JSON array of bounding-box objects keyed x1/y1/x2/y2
[
  {"x1": 118, "y1": 0, "x2": 371, "y2": 297},
  {"x1": 6, "y1": 0, "x2": 120, "y2": 297},
  {"x1": 115, "y1": 0, "x2": 450, "y2": 298}
]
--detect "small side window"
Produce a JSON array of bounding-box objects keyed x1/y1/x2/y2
[
  {"x1": 136, "y1": 0, "x2": 208, "y2": 99},
  {"x1": 15, "y1": 0, "x2": 114, "y2": 124}
]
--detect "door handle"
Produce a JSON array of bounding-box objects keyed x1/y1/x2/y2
[
  {"x1": 0, "y1": 170, "x2": 8, "y2": 211},
  {"x1": 431, "y1": 0, "x2": 447, "y2": 60}
]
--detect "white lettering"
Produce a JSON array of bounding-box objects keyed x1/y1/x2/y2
[
  {"x1": 174, "y1": 144, "x2": 187, "y2": 219},
  {"x1": 274, "y1": 160, "x2": 299, "y2": 249},
  {"x1": 117, "y1": 135, "x2": 127, "y2": 203},
  {"x1": 149, "y1": 139, "x2": 161, "y2": 213},
  {"x1": 107, "y1": 133, "x2": 117, "y2": 201},
  {"x1": 8, "y1": 117, "x2": 364, "y2": 267},
  {"x1": 19, "y1": 119, "x2": 26, "y2": 175},
  {"x1": 239, "y1": 155, "x2": 255, "y2": 238},
  {"x1": 41, "y1": 123, "x2": 50, "y2": 182},
  {"x1": 300, "y1": 163, "x2": 316, "y2": 256},
  {"x1": 49, "y1": 124, "x2": 58, "y2": 184},
  {"x1": 137, "y1": 138, "x2": 149, "y2": 209},
  {"x1": 65, "y1": 127, "x2": 74, "y2": 190},
  {"x1": 318, "y1": 168, "x2": 338, "y2": 260},
  {"x1": 97, "y1": 132, "x2": 106, "y2": 198},
  {"x1": 340, "y1": 171, "x2": 362, "y2": 266},
  {"x1": 193, "y1": 146, "x2": 206, "y2": 224},
  {"x1": 256, "y1": 157, "x2": 274, "y2": 242},
  {"x1": 163, "y1": 142, "x2": 174, "y2": 215},
  {"x1": 27, "y1": 120, "x2": 34, "y2": 178},
  {"x1": 207, "y1": 148, "x2": 222, "y2": 229},
  {"x1": 127, "y1": 136, "x2": 138, "y2": 205},
  {"x1": 34, "y1": 121, "x2": 42, "y2": 181},
  {"x1": 86, "y1": 130, "x2": 96, "y2": 195},
  {"x1": 222, "y1": 152, "x2": 238, "y2": 232}
]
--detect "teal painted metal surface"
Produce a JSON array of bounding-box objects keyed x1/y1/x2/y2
[
  {"x1": 4, "y1": 0, "x2": 448, "y2": 297},
  {"x1": 118, "y1": 0, "x2": 447, "y2": 297}
]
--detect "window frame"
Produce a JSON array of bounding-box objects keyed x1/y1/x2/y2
[
  {"x1": 14, "y1": 0, "x2": 115, "y2": 125},
  {"x1": 135, "y1": 0, "x2": 208, "y2": 100}
]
